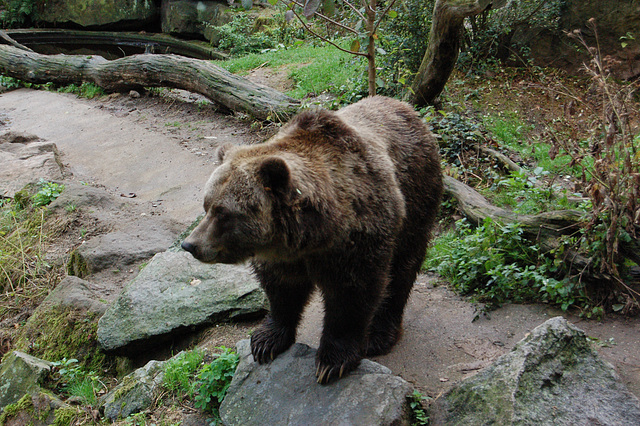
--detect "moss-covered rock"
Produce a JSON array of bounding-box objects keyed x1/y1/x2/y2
[
  {"x1": 0, "y1": 391, "x2": 77, "y2": 426},
  {"x1": 35, "y1": 0, "x2": 159, "y2": 29},
  {"x1": 0, "y1": 352, "x2": 52, "y2": 411},
  {"x1": 13, "y1": 276, "x2": 111, "y2": 373},
  {"x1": 100, "y1": 360, "x2": 165, "y2": 421},
  {"x1": 429, "y1": 317, "x2": 640, "y2": 425}
]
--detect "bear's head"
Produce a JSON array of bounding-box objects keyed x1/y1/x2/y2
[{"x1": 182, "y1": 144, "x2": 303, "y2": 264}]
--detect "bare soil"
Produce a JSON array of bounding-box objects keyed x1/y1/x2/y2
[{"x1": 0, "y1": 86, "x2": 638, "y2": 411}]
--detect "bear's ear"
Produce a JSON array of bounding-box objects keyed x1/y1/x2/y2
[
  {"x1": 215, "y1": 143, "x2": 234, "y2": 164},
  {"x1": 258, "y1": 157, "x2": 291, "y2": 194}
]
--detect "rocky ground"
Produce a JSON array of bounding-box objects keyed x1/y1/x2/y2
[{"x1": 0, "y1": 87, "x2": 639, "y2": 421}]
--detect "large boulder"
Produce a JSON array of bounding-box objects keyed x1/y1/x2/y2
[
  {"x1": 0, "y1": 132, "x2": 63, "y2": 198},
  {"x1": 0, "y1": 352, "x2": 52, "y2": 410},
  {"x1": 220, "y1": 340, "x2": 413, "y2": 425},
  {"x1": 13, "y1": 276, "x2": 108, "y2": 370},
  {"x1": 510, "y1": 0, "x2": 640, "y2": 79},
  {"x1": 429, "y1": 316, "x2": 640, "y2": 425},
  {"x1": 35, "y1": 0, "x2": 159, "y2": 30},
  {"x1": 97, "y1": 251, "x2": 267, "y2": 353}
]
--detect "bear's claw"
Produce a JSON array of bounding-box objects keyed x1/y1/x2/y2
[{"x1": 250, "y1": 318, "x2": 296, "y2": 364}]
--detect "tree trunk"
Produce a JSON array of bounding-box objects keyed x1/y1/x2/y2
[
  {"x1": 409, "y1": 0, "x2": 504, "y2": 106},
  {"x1": 0, "y1": 45, "x2": 300, "y2": 121}
]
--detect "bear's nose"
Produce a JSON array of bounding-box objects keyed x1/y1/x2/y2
[{"x1": 181, "y1": 241, "x2": 196, "y2": 254}]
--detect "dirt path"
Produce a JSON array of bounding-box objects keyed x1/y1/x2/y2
[{"x1": 1, "y1": 88, "x2": 638, "y2": 401}]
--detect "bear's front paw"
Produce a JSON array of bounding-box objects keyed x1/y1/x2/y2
[
  {"x1": 315, "y1": 341, "x2": 362, "y2": 384},
  {"x1": 250, "y1": 317, "x2": 296, "y2": 364}
]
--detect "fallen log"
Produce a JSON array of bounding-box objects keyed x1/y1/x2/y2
[{"x1": 0, "y1": 45, "x2": 300, "y2": 121}]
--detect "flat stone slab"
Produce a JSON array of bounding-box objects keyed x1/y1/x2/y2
[
  {"x1": 0, "y1": 131, "x2": 63, "y2": 197},
  {"x1": 220, "y1": 340, "x2": 413, "y2": 426},
  {"x1": 97, "y1": 251, "x2": 266, "y2": 353}
]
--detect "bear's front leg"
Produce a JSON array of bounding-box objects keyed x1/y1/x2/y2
[
  {"x1": 251, "y1": 261, "x2": 313, "y2": 364},
  {"x1": 315, "y1": 279, "x2": 385, "y2": 384}
]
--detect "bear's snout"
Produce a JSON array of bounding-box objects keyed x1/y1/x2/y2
[{"x1": 181, "y1": 240, "x2": 197, "y2": 255}]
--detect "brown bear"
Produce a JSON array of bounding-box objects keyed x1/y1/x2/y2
[{"x1": 182, "y1": 96, "x2": 443, "y2": 384}]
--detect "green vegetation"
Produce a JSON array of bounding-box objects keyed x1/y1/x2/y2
[
  {"x1": 214, "y1": 42, "x2": 364, "y2": 100},
  {"x1": 425, "y1": 218, "x2": 586, "y2": 314},
  {"x1": 0, "y1": 182, "x2": 62, "y2": 299},
  {"x1": 31, "y1": 179, "x2": 65, "y2": 207},
  {"x1": 408, "y1": 390, "x2": 430, "y2": 425},
  {"x1": 193, "y1": 347, "x2": 239, "y2": 414},
  {"x1": 56, "y1": 82, "x2": 105, "y2": 99},
  {"x1": 0, "y1": 0, "x2": 36, "y2": 28},
  {"x1": 50, "y1": 358, "x2": 104, "y2": 407},
  {"x1": 161, "y1": 347, "x2": 239, "y2": 420},
  {"x1": 163, "y1": 349, "x2": 205, "y2": 394}
]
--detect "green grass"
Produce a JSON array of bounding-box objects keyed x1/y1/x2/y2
[{"x1": 213, "y1": 42, "x2": 365, "y2": 99}]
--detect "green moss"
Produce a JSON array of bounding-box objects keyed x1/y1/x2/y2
[
  {"x1": 66, "y1": 249, "x2": 90, "y2": 278},
  {"x1": 14, "y1": 305, "x2": 111, "y2": 373},
  {"x1": 0, "y1": 393, "x2": 33, "y2": 425},
  {"x1": 52, "y1": 406, "x2": 79, "y2": 426}
]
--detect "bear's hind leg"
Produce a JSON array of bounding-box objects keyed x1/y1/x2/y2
[
  {"x1": 366, "y1": 231, "x2": 428, "y2": 357},
  {"x1": 251, "y1": 261, "x2": 313, "y2": 363},
  {"x1": 314, "y1": 253, "x2": 389, "y2": 384}
]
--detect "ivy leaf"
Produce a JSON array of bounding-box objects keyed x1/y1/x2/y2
[
  {"x1": 303, "y1": 0, "x2": 321, "y2": 18},
  {"x1": 350, "y1": 39, "x2": 360, "y2": 52},
  {"x1": 388, "y1": 10, "x2": 398, "y2": 18}
]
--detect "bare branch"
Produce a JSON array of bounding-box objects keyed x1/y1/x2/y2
[
  {"x1": 287, "y1": 0, "x2": 360, "y2": 34},
  {"x1": 372, "y1": 0, "x2": 399, "y2": 35},
  {"x1": 341, "y1": 0, "x2": 367, "y2": 21},
  {"x1": 286, "y1": 5, "x2": 368, "y2": 57}
]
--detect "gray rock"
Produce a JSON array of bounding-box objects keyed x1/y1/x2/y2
[
  {"x1": 40, "y1": 275, "x2": 108, "y2": 315},
  {"x1": 220, "y1": 340, "x2": 413, "y2": 426},
  {"x1": 430, "y1": 316, "x2": 640, "y2": 425},
  {"x1": 0, "y1": 133, "x2": 63, "y2": 198},
  {"x1": 0, "y1": 351, "x2": 52, "y2": 410},
  {"x1": 97, "y1": 251, "x2": 267, "y2": 352},
  {"x1": 36, "y1": 0, "x2": 158, "y2": 29},
  {"x1": 75, "y1": 222, "x2": 175, "y2": 274},
  {"x1": 101, "y1": 360, "x2": 165, "y2": 421},
  {"x1": 48, "y1": 182, "x2": 117, "y2": 212}
]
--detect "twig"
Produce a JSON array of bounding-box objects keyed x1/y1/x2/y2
[
  {"x1": 285, "y1": 6, "x2": 368, "y2": 57},
  {"x1": 341, "y1": 0, "x2": 366, "y2": 21},
  {"x1": 372, "y1": 0, "x2": 399, "y2": 34},
  {"x1": 287, "y1": 0, "x2": 360, "y2": 34}
]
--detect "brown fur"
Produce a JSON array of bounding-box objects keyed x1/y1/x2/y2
[{"x1": 182, "y1": 96, "x2": 443, "y2": 383}]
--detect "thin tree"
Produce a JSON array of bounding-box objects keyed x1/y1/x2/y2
[{"x1": 269, "y1": 0, "x2": 398, "y2": 96}]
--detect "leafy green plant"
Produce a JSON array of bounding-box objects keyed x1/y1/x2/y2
[
  {"x1": 31, "y1": 179, "x2": 64, "y2": 207},
  {"x1": 207, "y1": 13, "x2": 277, "y2": 56},
  {"x1": 163, "y1": 349, "x2": 205, "y2": 394},
  {"x1": 51, "y1": 358, "x2": 103, "y2": 406},
  {"x1": 193, "y1": 347, "x2": 239, "y2": 413},
  {"x1": 424, "y1": 218, "x2": 585, "y2": 311},
  {"x1": 408, "y1": 390, "x2": 430, "y2": 425},
  {"x1": 57, "y1": 82, "x2": 105, "y2": 99},
  {"x1": 0, "y1": 0, "x2": 36, "y2": 28}
]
